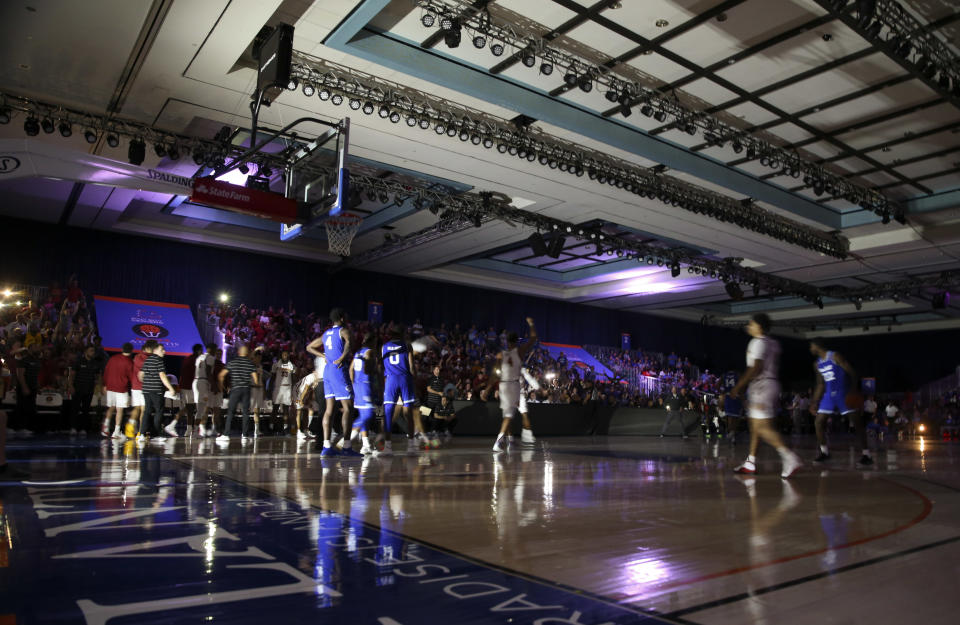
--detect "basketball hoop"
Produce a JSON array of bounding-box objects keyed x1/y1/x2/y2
[{"x1": 325, "y1": 212, "x2": 363, "y2": 256}]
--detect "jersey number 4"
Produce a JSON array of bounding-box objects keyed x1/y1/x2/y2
[{"x1": 325, "y1": 335, "x2": 334, "y2": 351}]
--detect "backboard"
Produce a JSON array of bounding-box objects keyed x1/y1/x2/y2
[{"x1": 281, "y1": 117, "x2": 350, "y2": 241}]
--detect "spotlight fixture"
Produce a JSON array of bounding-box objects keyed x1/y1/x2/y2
[
  {"x1": 349, "y1": 98, "x2": 361, "y2": 110},
  {"x1": 421, "y1": 13, "x2": 435, "y2": 28},
  {"x1": 578, "y1": 75, "x2": 593, "y2": 93},
  {"x1": 331, "y1": 93, "x2": 344, "y2": 106},
  {"x1": 83, "y1": 128, "x2": 98, "y2": 144},
  {"x1": 652, "y1": 110, "x2": 667, "y2": 123},
  {"x1": 419, "y1": 118, "x2": 430, "y2": 130},
  {"x1": 0, "y1": 107, "x2": 10, "y2": 124},
  {"x1": 406, "y1": 115, "x2": 417, "y2": 127},
  {"x1": 521, "y1": 50, "x2": 536, "y2": 68},
  {"x1": 605, "y1": 89, "x2": 619, "y2": 103},
  {"x1": 725, "y1": 282, "x2": 744, "y2": 301},
  {"x1": 378, "y1": 105, "x2": 390, "y2": 119},
  {"x1": 482, "y1": 137, "x2": 494, "y2": 149},
  {"x1": 473, "y1": 35, "x2": 486, "y2": 49},
  {"x1": 287, "y1": 78, "x2": 299, "y2": 91},
  {"x1": 490, "y1": 42, "x2": 504, "y2": 56},
  {"x1": 443, "y1": 20, "x2": 461, "y2": 48},
  {"x1": 41, "y1": 117, "x2": 54, "y2": 134},
  {"x1": 471, "y1": 134, "x2": 482, "y2": 145},
  {"x1": 671, "y1": 263, "x2": 681, "y2": 278},
  {"x1": 563, "y1": 69, "x2": 578, "y2": 87},
  {"x1": 167, "y1": 145, "x2": 180, "y2": 160},
  {"x1": 192, "y1": 147, "x2": 205, "y2": 166},
  {"x1": 238, "y1": 162, "x2": 249, "y2": 175},
  {"x1": 640, "y1": 104, "x2": 653, "y2": 117},
  {"x1": 447, "y1": 126, "x2": 457, "y2": 137},
  {"x1": 57, "y1": 120, "x2": 71, "y2": 137},
  {"x1": 539, "y1": 61, "x2": 553, "y2": 75},
  {"x1": 23, "y1": 116, "x2": 39, "y2": 136},
  {"x1": 362, "y1": 101, "x2": 375, "y2": 115},
  {"x1": 439, "y1": 14, "x2": 454, "y2": 30},
  {"x1": 318, "y1": 88, "x2": 331, "y2": 101},
  {"x1": 127, "y1": 138, "x2": 146, "y2": 166},
  {"x1": 458, "y1": 130, "x2": 469, "y2": 142},
  {"x1": 153, "y1": 142, "x2": 166, "y2": 158},
  {"x1": 302, "y1": 83, "x2": 315, "y2": 97}
]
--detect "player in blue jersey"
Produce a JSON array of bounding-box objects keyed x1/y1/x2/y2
[
  {"x1": 349, "y1": 332, "x2": 380, "y2": 455},
  {"x1": 306, "y1": 308, "x2": 354, "y2": 458},
  {"x1": 381, "y1": 326, "x2": 428, "y2": 455},
  {"x1": 809, "y1": 339, "x2": 869, "y2": 465}
]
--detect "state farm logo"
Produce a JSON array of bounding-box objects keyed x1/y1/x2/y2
[
  {"x1": 196, "y1": 183, "x2": 209, "y2": 193},
  {"x1": 132, "y1": 323, "x2": 169, "y2": 339},
  {"x1": 0, "y1": 155, "x2": 21, "y2": 174}
]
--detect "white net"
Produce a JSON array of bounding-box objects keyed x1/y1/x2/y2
[{"x1": 325, "y1": 213, "x2": 363, "y2": 256}]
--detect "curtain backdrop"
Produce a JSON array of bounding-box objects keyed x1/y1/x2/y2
[{"x1": 2, "y1": 217, "x2": 955, "y2": 391}]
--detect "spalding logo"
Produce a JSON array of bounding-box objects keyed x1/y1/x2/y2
[{"x1": 132, "y1": 324, "x2": 169, "y2": 339}]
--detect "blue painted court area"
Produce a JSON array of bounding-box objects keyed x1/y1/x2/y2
[{"x1": 0, "y1": 441, "x2": 663, "y2": 625}]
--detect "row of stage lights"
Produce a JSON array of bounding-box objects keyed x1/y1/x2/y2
[
  {"x1": 411, "y1": 1, "x2": 897, "y2": 219},
  {"x1": 284, "y1": 72, "x2": 848, "y2": 257}
]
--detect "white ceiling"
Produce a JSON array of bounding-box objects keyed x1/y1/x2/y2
[{"x1": 0, "y1": 0, "x2": 958, "y2": 336}]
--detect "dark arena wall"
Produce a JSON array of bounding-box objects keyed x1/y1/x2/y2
[{"x1": 2, "y1": 217, "x2": 956, "y2": 391}]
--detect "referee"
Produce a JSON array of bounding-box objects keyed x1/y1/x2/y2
[{"x1": 218, "y1": 344, "x2": 259, "y2": 440}]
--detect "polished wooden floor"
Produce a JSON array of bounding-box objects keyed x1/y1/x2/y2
[{"x1": 2, "y1": 433, "x2": 958, "y2": 624}]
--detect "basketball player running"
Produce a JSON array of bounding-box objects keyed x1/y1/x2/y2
[
  {"x1": 517, "y1": 361, "x2": 539, "y2": 446},
  {"x1": 809, "y1": 339, "x2": 869, "y2": 464},
  {"x1": 730, "y1": 313, "x2": 802, "y2": 478},
  {"x1": 192, "y1": 343, "x2": 217, "y2": 437},
  {"x1": 381, "y1": 326, "x2": 429, "y2": 456},
  {"x1": 482, "y1": 317, "x2": 537, "y2": 453},
  {"x1": 350, "y1": 332, "x2": 379, "y2": 455},
  {"x1": 307, "y1": 308, "x2": 354, "y2": 458}
]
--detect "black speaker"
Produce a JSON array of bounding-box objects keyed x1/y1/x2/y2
[
  {"x1": 527, "y1": 232, "x2": 548, "y2": 257},
  {"x1": 256, "y1": 23, "x2": 294, "y2": 93},
  {"x1": 546, "y1": 235, "x2": 565, "y2": 259}
]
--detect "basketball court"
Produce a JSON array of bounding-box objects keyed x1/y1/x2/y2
[{"x1": 2, "y1": 434, "x2": 956, "y2": 624}]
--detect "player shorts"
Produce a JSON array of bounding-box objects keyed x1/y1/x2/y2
[
  {"x1": 818, "y1": 392, "x2": 854, "y2": 415},
  {"x1": 746, "y1": 378, "x2": 780, "y2": 420},
  {"x1": 295, "y1": 397, "x2": 320, "y2": 412},
  {"x1": 519, "y1": 390, "x2": 528, "y2": 415},
  {"x1": 354, "y1": 382, "x2": 375, "y2": 410},
  {"x1": 180, "y1": 389, "x2": 195, "y2": 405},
  {"x1": 250, "y1": 386, "x2": 264, "y2": 406},
  {"x1": 193, "y1": 380, "x2": 211, "y2": 405},
  {"x1": 499, "y1": 380, "x2": 521, "y2": 419},
  {"x1": 130, "y1": 389, "x2": 145, "y2": 407},
  {"x1": 106, "y1": 390, "x2": 130, "y2": 409},
  {"x1": 323, "y1": 364, "x2": 354, "y2": 401},
  {"x1": 384, "y1": 376, "x2": 416, "y2": 406},
  {"x1": 273, "y1": 385, "x2": 292, "y2": 406}
]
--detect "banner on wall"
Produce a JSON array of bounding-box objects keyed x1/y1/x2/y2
[
  {"x1": 368, "y1": 301, "x2": 383, "y2": 324},
  {"x1": 94, "y1": 295, "x2": 203, "y2": 356},
  {"x1": 621, "y1": 333, "x2": 631, "y2": 351},
  {"x1": 861, "y1": 377, "x2": 877, "y2": 395}
]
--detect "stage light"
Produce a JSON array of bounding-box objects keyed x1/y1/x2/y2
[
  {"x1": 421, "y1": 13, "x2": 435, "y2": 27},
  {"x1": 521, "y1": 51, "x2": 536, "y2": 68},
  {"x1": 527, "y1": 152, "x2": 535, "y2": 162},
  {"x1": 447, "y1": 126, "x2": 458, "y2": 137},
  {"x1": 671, "y1": 263, "x2": 681, "y2": 278},
  {"x1": 287, "y1": 78, "x2": 298, "y2": 91},
  {"x1": 23, "y1": 116, "x2": 39, "y2": 136},
  {"x1": 578, "y1": 76, "x2": 593, "y2": 93},
  {"x1": 1, "y1": 289, "x2": 10, "y2": 297},
  {"x1": 725, "y1": 282, "x2": 743, "y2": 301},
  {"x1": 378, "y1": 105, "x2": 390, "y2": 118},
  {"x1": 508, "y1": 145, "x2": 518, "y2": 156},
  {"x1": 490, "y1": 42, "x2": 504, "y2": 56},
  {"x1": 349, "y1": 98, "x2": 361, "y2": 110},
  {"x1": 192, "y1": 147, "x2": 205, "y2": 165},
  {"x1": 300, "y1": 83, "x2": 314, "y2": 97},
  {"x1": 331, "y1": 93, "x2": 344, "y2": 106},
  {"x1": 482, "y1": 137, "x2": 494, "y2": 149},
  {"x1": 318, "y1": 88, "x2": 331, "y2": 101},
  {"x1": 528, "y1": 232, "x2": 548, "y2": 256},
  {"x1": 605, "y1": 89, "x2": 619, "y2": 103},
  {"x1": 653, "y1": 110, "x2": 667, "y2": 123},
  {"x1": 167, "y1": 145, "x2": 180, "y2": 161},
  {"x1": 57, "y1": 120, "x2": 71, "y2": 137},
  {"x1": 41, "y1": 117, "x2": 54, "y2": 134},
  {"x1": 471, "y1": 134, "x2": 482, "y2": 145},
  {"x1": 684, "y1": 123, "x2": 696, "y2": 135},
  {"x1": 238, "y1": 162, "x2": 249, "y2": 175},
  {"x1": 459, "y1": 129, "x2": 470, "y2": 141},
  {"x1": 153, "y1": 142, "x2": 166, "y2": 158},
  {"x1": 443, "y1": 22, "x2": 461, "y2": 48},
  {"x1": 0, "y1": 108, "x2": 9, "y2": 124},
  {"x1": 128, "y1": 138, "x2": 145, "y2": 166},
  {"x1": 473, "y1": 35, "x2": 486, "y2": 49},
  {"x1": 419, "y1": 118, "x2": 430, "y2": 130},
  {"x1": 497, "y1": 143, "x2": 507, "y2": 153},
  {"x1": 640, "y1": 104, "x2": 653, "y2": 117},
  {"x1": 260, "y1": 164, "x2": 272, "y2": 177},
  {"x1": 362, "y1": 101, "x2": 375, "y2": 115},
  {"x1": 540, "y1": 61, "x2": 553, "y2": 75},
  {"x1": 406, "y1": 115, "x2": 417, "y2": 127},
  {"x1": 219, "y1": 293, "x2": 229, "y2": 303},
  {"x1": 472, "y1": 213, "x2": 482, "y2": 228},
  {"x1": 563, "y1": 69, "x2": 578, "y2": 87},
  {"x1": 83, "y1": 128, "x2": 97, "y2": 144},
  {"x1": 435, "y1": 122, "x2": 446, "y2": 135},
  {"x1": 440, "y1": 14, "x2": 454, "y2": 30},
  {"x1": 546, "y1": 235, "x2": 565, "y2": 258}
]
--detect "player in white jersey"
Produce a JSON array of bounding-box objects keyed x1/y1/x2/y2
[
  {"x1": 293, "y1": 369, "x2": 321, "y2": 440},
  {"x1": 730, "y1": 313, "x2": 802, "y2": 478},
  {"x1": 270, "y1": 351, "x2": 296, "y2": 431},
  {"x1": 192, "y1": 343, "x2": 217, "y2": 437},
  {"x1": 482, "y1": 317, "x2": 536, "y2": 452}
]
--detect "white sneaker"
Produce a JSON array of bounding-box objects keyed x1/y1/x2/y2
[
  {"x1": 296, "y1": 431, "x2": 307, "y2": 441},
  {"x1": 216, "y1": 434, "x2": 230, "y2": 442},
  {"x1": 375, "y1": 442, "x2": 393, "y2": 457},
  {"x1": 406, "y1": 438, "x2": 419, "y2": 453},
  {"x1": 521, "y1": 428, "x2": 536, "y2": 444},
  {"x1": 734, "y1": 459, "x2": 756, "y2": 474},
  {"x1": 493, "y1": 436, "x2": 506, "y2": 453},
  {"x1": 164, "y1": 424, "x2": 179, "y2": 438},
  {"x1": 780, "y1": 451, "x2": 802, "y2": 479},
  {"x1": 360, "y1": 443, "x2": 374, "y2": 455},
  {"x1": 112, "y1": 428, "x2": 122, "y2": 439},
  {"x1": 153, "y1": 436, "x2": 167, "y2": 443},
  {"x1": 330, "y1": 432, "x2": 343, "y2": 448},
  {"x1": 101, "y1": 422, "x2": 111, "y2": 437}
]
